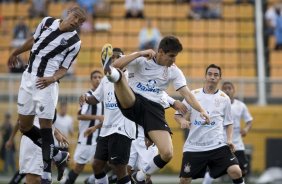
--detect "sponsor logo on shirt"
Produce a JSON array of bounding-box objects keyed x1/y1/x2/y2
[
  {"x1": 105, "y1": 92, "x2": 118, "y2": 110},
  {"x1": 136, "y1": 80, "x2": 160, "y2": 93},
  {"x1": 193, "y1": 120, "x2": 215, "y2": 126}
]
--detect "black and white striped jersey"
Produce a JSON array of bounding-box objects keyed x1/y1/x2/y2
[
  {"x1": 77, "y1": 90, "x2": 104, "y2": 145},
  {"x1": 27, "y1": 17, "x2": 81, "y2": 77}
]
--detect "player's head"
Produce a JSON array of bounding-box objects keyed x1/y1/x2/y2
[
  {"x1": 63, "y1": 6, "x2": 87, "y2": 31},
  {"x1": 222, "y1": 81, "x2": 235, "y2": 99},
  {"x1": 205, "y1": 64, "x2": 222, "y2": 86},
  {"x1": 112, "y1": 48, "x2": 124, "y2": 62},
  {"x1": 157, "y1": 35, "x2": 183, "y2": 67},
  {"x1": 90, "y1": 70, "x2": 103, "y2": 88}
]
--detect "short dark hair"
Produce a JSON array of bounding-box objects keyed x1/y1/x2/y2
[
  {"x1": 90, "y1": 70, "x2": 102, "y2": 79},
  {"x1": 222, "y1": 81, "x2": 235, "y2": 89},
  {"x1": 158, "y1": 35, "x2": 183, "y2": 53},
  {"x1": 205, "y1": 64, "x2": 222, "y2": 77},
  {"x1": 113, "y1": 48, "x2": 124, "y2": 55}
]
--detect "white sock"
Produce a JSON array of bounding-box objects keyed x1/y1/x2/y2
[
  {"x1": 95, "y1": 175, "x2": 108, "y2": 184},
  {"x1": 42, "y1": 172, "x2": 52, "y2": 180},
  {"x1": 203, "y1": 172, "x2": 214, "y2": 184},
  {"x1": 53, "y1": 150, "x2": 62, "y2": 161},
  {"x1": 137, "y1": 159, "x2": 161, "y2": 181},
  {"x1": 107, "y1": 67, "x2": 121, "y2": 82}
]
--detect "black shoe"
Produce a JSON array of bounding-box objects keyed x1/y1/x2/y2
[
  {"x1": 101, "y1": 43, "x2": 113, "y2": 75},
  {"x1": 41, "y1": 178, "x2": 52, "y2": 184},
  {"x1": 54, "y1": 151, "x2": 69, "y2": 181},
  {"x1": 131, "y1": 172, "x2": 145, "y2": 184}
]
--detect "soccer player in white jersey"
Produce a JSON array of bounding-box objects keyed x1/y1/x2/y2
[
  {"x1": 7, "y1": 6, "x2": 86, "y2": 183},
  {"x1": 6, "y1": 112, "x2": 69, "y2": 184},
  {"x1": 100, "y1": 35, "x2": 209, "y2": 183},
  {"x1": 174, "y1": 64, "x2": 245, "y2": 184},
  {"x1": 202, "y1": 81, "x2": 253, "y2": 184},
  {"x1": 80, "y1": 48, "x2": 136, "y2": 184},
  {"x1": 64, "y1": 70, "x2": 103, "y2": 184}
]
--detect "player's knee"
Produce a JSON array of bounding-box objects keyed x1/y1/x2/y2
[
  {"x1": 160, "y1": 148, "x2": 173, "y2": 162},
  {"x1": 92, "y1": 160, "x2": 106, "y2": 174},
  {"x1": 227, "y1": 165, "x2": 242, "y2": 179},
  {"x1": 180, "y1": 177, "x2": 191, "y2": 184},
  {"x1": 19, "y1": 123, "x2": 30, "y2": 133}
]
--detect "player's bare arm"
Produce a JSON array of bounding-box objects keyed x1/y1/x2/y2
[
  {"x1": 36, "y1": 67, "x2": 68, "y2": 89},
  {"x1": 79, "y1": 94, "x2": 99, "y2": 106},
  {"x1": 172, "y1": 100, "x2": 187, "y2": 115},
  {"x1": 5, "y1": 119, "x2": 20, "y2": 149},
  {"x1": 178, "y1": 86, "x2": 210, "y2": 123},
  {"x1": 112, "y1": 49, "x2": 156, "y2": 69},
  {"x1": 241, "y1": 120, "x2": 252, "y2": 137},
  {"x1": 77, "y1": 114, "x2": 104, "y2": 122},
  {"x1": 174, "y1": 113, "x2": 191, "y2": 129},
  {"x1": 8, "y1": 36, "x2": 34, "y2": 68},
  {"x1": 83, "y1": 122, "x2": 103, "y2": 137},
  {"x1": 226, "y1": 124, "x2": 235, "y2": 152},
  {"x1": 54, "y1": 128, "x2": 69, "y2": 148}
]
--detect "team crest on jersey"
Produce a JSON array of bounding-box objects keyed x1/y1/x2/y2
[
  {"x1": 184, "y1": 163, "x2": 191, "y2": 173},
  {"x1": 60, "y1": 38, "x2": 68, "y2": 46},
  {"x1": 39, "y1": 105, "x2": 45, "y2": 112}
]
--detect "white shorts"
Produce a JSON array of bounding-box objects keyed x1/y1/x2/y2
[
  {"x1": 19, "y1": 135, "x2": 43, "y2": 175},
  {"x1": 17, "y1": 71, "x2": 59, "y2": 119},
  {"x1": 128, "y1": 138, "x2": 158, "y2": 170},
  {"x1": 74, "y1": 144, "x2": 97, "y2": 164}
]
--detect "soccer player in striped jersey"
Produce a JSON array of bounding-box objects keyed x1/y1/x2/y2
[
  {"x1": 101, "y1": 36, "x2": 209, "y2": 183},
  {"x1": 7, "y1": 6, "x2": 86, "y2": 183},
  {"x1": 174, "y1": 64, "x2": 245, "y2": 184},
  {"x1": 64, "y1": 70, "x2": 103, "y2": 184},
  {"x1": 202, "y1": 81, "x2": 253, "y2": 184}
]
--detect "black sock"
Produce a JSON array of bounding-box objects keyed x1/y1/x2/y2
[
  {"x1": 233, "y1": 177, "x2": 244, "y2": 184},
  {"x1": 117, "y1": 175, "x2": 130, "y2": 184},
  {"x1": 23, "y1": 125, "x2": 42, "y2": 147},
  {"x1": 65, "y1": 170, "x2": 79, "y2": 184},
  {"x1": 40, "y1": 128, "x2": 54, "y2": 173},
  {"x1": 153, "y1": 154, "x2": 168, "y2": 168},
  {"x1": 9, "y1": 170, "x2": 26, "y2": 184}
]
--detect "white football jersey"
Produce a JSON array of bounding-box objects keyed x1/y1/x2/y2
[
  {"x1": 53, "y1": 113, "x2": 73, "y2": 147},
  {"x1": 176, "y1": 88, "x2": 233, "y2": 152},
  {"x1": 77, "y1": 90, "x2": 104, "y2": 145},
  {"x1": 127, "y1": 57, "x2": 187, "y2": 108},
  {"x1": 93, "y1": 76, "x2": 136, "y2": 139},
  {"x1": 230, "y1": 99, "x2": 253, "y2": 150}
]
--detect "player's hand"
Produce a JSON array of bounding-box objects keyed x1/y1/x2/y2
[
  {"x1": 172, "y1": 100, "x2": 187, "y2": 115},
  {"x1": 227, "y1": 141, "x2": 236, "y2": 153},
  {"x1": 200, "y1": 111, "x2": 210, "y2": 124},
  {"x1": 240, "y1": 128, "x2": 248, "y2": 137},
  {"x1": 79, "y1": 94, "x2": 88, "y2": 106},
  {"x1": 140, "y1": 49, "x2": 156, "y2": 60},
  {"x1": 8, "y1": 54, "x2": 19, "y2": 68},
  {"x1": 36, "y1": 76, "x2": 56, "y2": 89},
  {"x1": 84, "y1": 126, "x2": 96, "y2": 137},
  {"x1": 180, "y1": 121, "x2": 190, "y2": 129},
  {"x1": 5, "y1": 138, "x2": 14, "y2": 150},
  {"x1": 55, "y1": 132, "x2": 69, "y2": 148},
  {"x1": 145, "y1": 137, "x2": 153, "y2": 149}
]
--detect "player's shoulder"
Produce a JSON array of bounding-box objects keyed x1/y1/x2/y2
[
  {"x1": 234, "y1": 99, "x2": 246, "y2": 107},
  {"x1": 217, "y1": 90, "x2": 229, "y2": 99}
]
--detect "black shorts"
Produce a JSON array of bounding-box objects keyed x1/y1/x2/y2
[
  {"x1": 116, "y1": 92, "x2": 172, "y2": 136},
  {"x1": 235, "y1": 150, "x2": 249, "y2": 176},
  {"x1": 94, "y1": 133, "x2": 132, "y2": 165},
  {"x1": 179, "y1": 146, "x2": 239, "y2": 179}
]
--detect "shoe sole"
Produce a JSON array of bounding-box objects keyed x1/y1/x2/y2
[{"x1": 101, "y1": 43, "x2": 113, "y2": 75}]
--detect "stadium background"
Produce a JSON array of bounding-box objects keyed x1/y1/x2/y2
[{"x1": 0, "y1": 0, "x2": 282, "y2": 183}]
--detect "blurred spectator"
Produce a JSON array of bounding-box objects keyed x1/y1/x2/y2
[
  {"x1": 188, "y1": 0, "x2": 221, "y2": 19},
  {"x1": 275, "y1": 8, "x2": 282, "y2": 50},
  {"x1": 11, "y1": 17, "x2": 30, "y2": 48},
  {"x1": 77, "y1": 0, "x2": 97, "y2": 17},
  {"x1": 138, "y1": 19, "x2": 161, "y2": 50},
  {"x1": 80, "y1": 14, "x2": 94, "y2": 33},
  {"x1": 28, "y1": 0, "x2": 50, "y2": 18},
  {"x1": 0, "y1": 112, "x2": 16, "y2": 174},
  {"x1": 265, "y1": 3, "x2": 282, "y2": 36},
  {"x1": 125, "y1": 0, "x2": 144, "y2": 19},
  {"x1": 235, "y1": 0, "x2": 254, "y2": 4}
]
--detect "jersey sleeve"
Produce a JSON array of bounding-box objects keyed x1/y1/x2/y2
[
  {"x1": 223, "y1": 98, "x2": 233, "y2": 126},
  {"x1": 172, "y1": 66, "x2": 187, "y2": 91},
  {"x1": 241, "y1": 103, "x2": 253, "y2": 123},
  {"x1": 33, "y1": 17, "x2": 51, "y2": 40}
]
